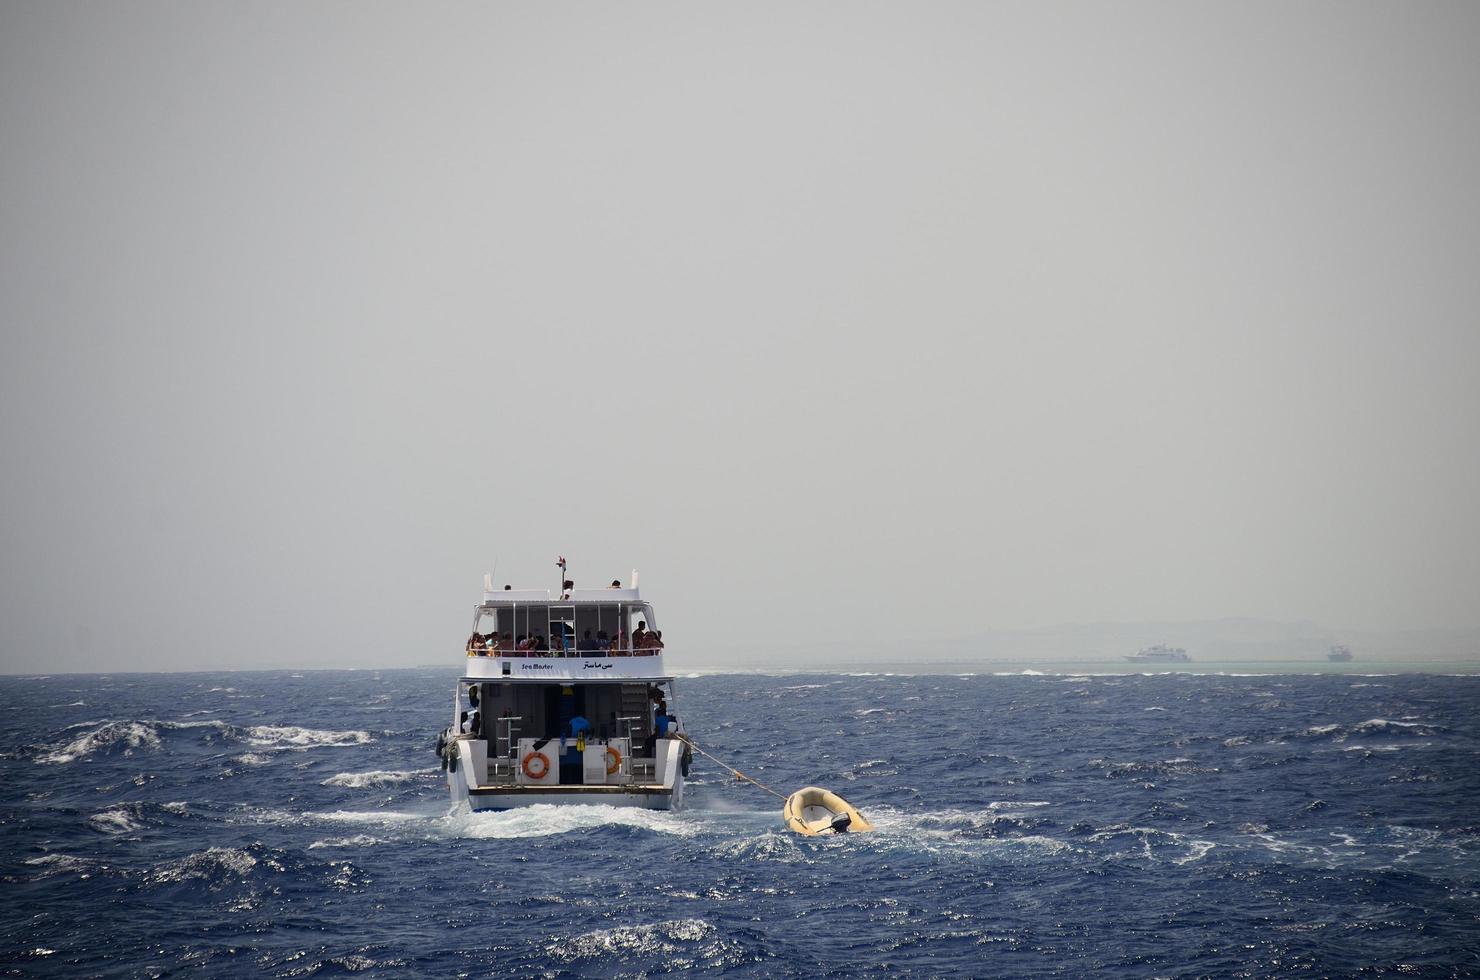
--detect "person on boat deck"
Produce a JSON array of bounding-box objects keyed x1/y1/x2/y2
[
  {"x1": 485, "y1": 633, "x2": 502, "y2": 657},
  {"x1": 560, "y1": 579, "x2": 574, "y2": 601},
  {"x1": 631, "y1": 622, "x2": 647, "y2": 653},
  {"x1": 578, "y1": 629, "x2": 598, "y2": 653},
  {"x1": 466, "y1": 633, "x2": 486, "y2": 655},
  {"x1": 642, "y1": 706, "x2": 673, "y2": 757},
  {"x1": 461, "y1": 710, "x2": 481, "y2": 736},
  {"x1": 534, "y1": 632, "x2": 549, "y2": 654}
]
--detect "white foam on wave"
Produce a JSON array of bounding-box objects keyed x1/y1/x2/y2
[
  {"x1": 308, "y1": 833, "x2": 386, "y2": 849},
  {"x1": 553, "y1": 918, "x2": 726, "y2": 964},
  {"x1": 24, "y1": 853, "x2": 94, "y2": 877},
  {"x1": 444, "y1": 803, "x2": 699, "y2": 840},
  {"x1": 233, "y1": 753, "x2": 274, "y2": 766},
  {"x1": 321, "y1": 769, "x2": 433, "y2": 789},
  {"x1": 314, "y1": 809, "x2": 426, "y2": 825},
  {"x1": 1086, "y1": 825, "x2": 1217, "y2": 865},
  {"x1": 37, "y1": 720, "x2": 162, "y2": 764},
  {"x1": 1353, "y1": 718, "x2": 1428, "y2": 733},
  {"x1": 148, "y1": 846, "x2": 259, "y2": 883},
  {"x1": 87, "y1": 806, "x2": 145, "y2": 834},
  {"x1": 244, "y1": 725, "x2": 372, "y2": 749}
]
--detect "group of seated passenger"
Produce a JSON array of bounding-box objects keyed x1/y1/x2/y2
[{"x1": 466, "y1": 622, "x2": 665, "y2": 658}]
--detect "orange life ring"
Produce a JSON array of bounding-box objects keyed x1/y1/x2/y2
[
  {"x1": 521, "y1": 751, "x2": 550, "y2": 780},
  {"x1": 605, "y1": 746, "x2": 623, "y2": 775}
]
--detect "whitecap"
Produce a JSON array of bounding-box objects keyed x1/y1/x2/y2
[
  {"x1": 321, "y1": 769, "x2": 433, "y2": 788},
  {"x1": 233, "y1": 753, "x2": 274, "y2": 766},
  {"x1": 37, "y1": 720, "x2": 162, "y2": 764},
  {"x1": 147, "y1": 846, "x2": 258, "y2": 884},
  {"x1": 308, "y1": 834, "x2": 386, "y2": 849},
  {"x1": 87, "y1": 806, "x2": 144, "y2": 834},
  {"x1": 243, "y1": 725, "x2": 372, "y2": 749},
  {"x1": 313, "y1": 809, "x2": 426, "y2": 825},
  {"x1": 554, "y1": 918, "x2": 725, "y2": 962}
]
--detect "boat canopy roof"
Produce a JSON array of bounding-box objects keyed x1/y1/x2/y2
[{"x1": 481, "y1": 587, "x2": 641, "y2": 605}]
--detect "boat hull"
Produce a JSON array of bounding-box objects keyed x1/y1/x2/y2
[{"x1": 446, "y1": 737, "x2": 686, "y2": 811}]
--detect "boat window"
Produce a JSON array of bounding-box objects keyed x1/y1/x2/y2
[
  {"x1": 572, "y1": 605, "x2": 622, "y2": 652},
  {"x1": 549, "y1": 605, "x2": 575, "y2": 654}
]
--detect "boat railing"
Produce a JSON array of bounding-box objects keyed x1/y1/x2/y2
[{"x1": 465, "y1": 647, "x2": 664, "y2": 659}]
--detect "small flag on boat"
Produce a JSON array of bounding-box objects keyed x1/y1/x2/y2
[{"x1": 557, "y1": 555, "x2": 566, "y2": 569}]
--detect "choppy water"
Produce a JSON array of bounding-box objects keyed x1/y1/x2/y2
[{"x1": 3, "y1": 669, "x2": 1479, "y2": 977}]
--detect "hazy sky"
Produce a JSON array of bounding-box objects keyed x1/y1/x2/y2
[{"x1": 2, "y1": 3, "x2": 1477, "y2": 673}]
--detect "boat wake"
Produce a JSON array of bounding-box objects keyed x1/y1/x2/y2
[{"x1": 442, "y1": 803, "x2": 699, "y2": 840}]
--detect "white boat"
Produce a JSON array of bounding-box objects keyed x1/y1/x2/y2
[
  {"x1": 1124, "y1": 644, "x2": 1191, "y2": 663},
  {"x1": 1327, "y1": 645, "x2": 1353, "y2": 662},
  {"x1": 438, "y1": 573, "x2": 691, "y2": 811}
]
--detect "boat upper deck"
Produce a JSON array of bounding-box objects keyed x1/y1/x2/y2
[{"x1": 463, "y1": 580, "x2": 670, "y2": 681}]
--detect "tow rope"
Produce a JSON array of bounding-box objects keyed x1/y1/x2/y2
[{"x1": 677, "y1": 734, "x2": 788, "y2": 801}]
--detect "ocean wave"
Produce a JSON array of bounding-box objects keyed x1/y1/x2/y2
[
  {"x1": 243, "y1": 725, "x2": 372, "y2": 749},
  {"x1": 37, "y1": 720, "x2": 164, "y2": 764},
  {"x1": 232, "y1": 753, "x2": 274, "y2": 766},
  {"x1": 707, "y1": 831, "x2": 807, "y2": 863},
  {"x1": 307, "y1": 834, "x2": 387, "y2": 849},
  {"x1": 552, "y1": 918, "x2": 741, "y2": 969},
  {"x1": 1352, "y1": 718, "x2": 1443, "y2": 736},
  {"x1": 321, "y1": 769, "x2": 433, "y2": 789},
  {"x1": 23, "y1": 853, "x2": 96, "y2": 878},
  {"x1": 146, "y1": 846, "x2": 264, "y2": 885},
  {"x1": 87, "y1": 805, "x2": 146, "y2": 835}
]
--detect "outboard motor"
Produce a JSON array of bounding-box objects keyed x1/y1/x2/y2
[{"x1": 830, "y1": 813, "x2": 853, "y2": 834}]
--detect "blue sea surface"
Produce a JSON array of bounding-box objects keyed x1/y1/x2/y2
[{"x1": 3, "y1": 669, "x2": 1479, "y2": 977}]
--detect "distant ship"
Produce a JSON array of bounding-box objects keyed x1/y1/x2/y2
[
  {"x1": 1125, "y1": 644, "x2": 1190, "y2": 663},
  {"x1": 1327, "y1": 645, "x2": 1354, "y2": 662}
]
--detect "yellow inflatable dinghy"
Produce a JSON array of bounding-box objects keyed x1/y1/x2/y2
[{"x1": 783, "y1": 786, "x2": 876, "y2": 836}]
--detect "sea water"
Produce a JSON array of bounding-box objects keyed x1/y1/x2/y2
[{"x1": 2, "y1": 669, "x2": 1478, "y2": 976}]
